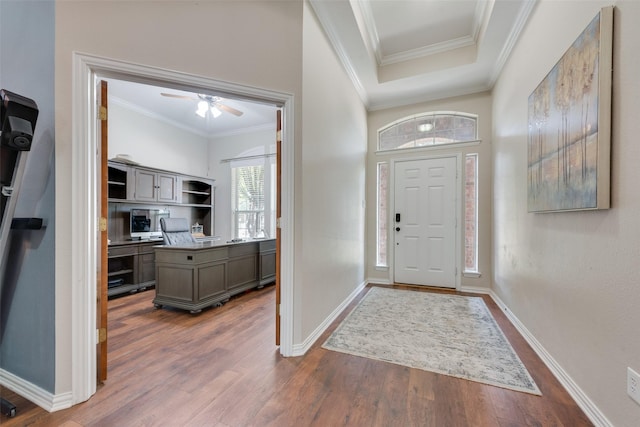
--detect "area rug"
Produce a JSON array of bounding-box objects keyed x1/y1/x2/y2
[{"x1": 322, "y1": 287, "x2": 541, "y2": 395}]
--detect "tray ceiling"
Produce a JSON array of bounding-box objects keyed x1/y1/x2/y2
[{"x1": 310, "y1": 0, "x2": 537, "y2": 109}]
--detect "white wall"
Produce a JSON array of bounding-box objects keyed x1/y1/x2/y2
[
  {"x1": 299, "y1": 4, "x2": 368, "y2": 343},
  {"x1": 55, "y1": 0, "x2": 366, "y2": 402},
  {"x1": 208, "y1": 127, "x2": 276, "y2": 242},
  {"x1": 56, "y1": 0, "x2": 303, "y2": 397},
  {"x1": 492, "y1": 1, "x2": 640, "y2": 426},
  {"x1": 108, "y1": 100, "x2": 209, "y2": 177},
  {"x1": 367, "y1": 92, "x2": 493, "y2": 289}
]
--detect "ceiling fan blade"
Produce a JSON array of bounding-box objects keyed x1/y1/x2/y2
[
  {"x1": 160, "y1": 92, "x2": 197, "y2": 100},
  {"x1": 217, "y1": 103, "x2": 244, "y2": 116}
]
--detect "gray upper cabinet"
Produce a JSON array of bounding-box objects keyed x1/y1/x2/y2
[
  {"x1": 107, "y1": 160, "x2": 215, "y2": 237},
  {"x1": 133, "y1": 168, "x2": 178, "y2": 203}
]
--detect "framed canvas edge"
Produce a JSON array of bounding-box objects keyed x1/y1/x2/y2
[
  {"x1": 528, "y1": 6, "x2": 614, "y2": 214},
  {"x1": 595, "y1": 5, "x2": 613, "y2": 210}
]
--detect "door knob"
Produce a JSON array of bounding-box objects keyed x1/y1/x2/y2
[{"x1": 396, "y1": 227, "x2": 400, "y2": 232}]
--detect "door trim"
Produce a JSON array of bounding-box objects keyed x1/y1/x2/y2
[
  {"x1": 97, "y1": 80, "x2": 109, "y2": 382},
  {"x1": 69, "y1": 52, "x2": 296, "y2": 404},
  {"x1": 390, "y1": 153, "x2": 462, "y2": 290}
]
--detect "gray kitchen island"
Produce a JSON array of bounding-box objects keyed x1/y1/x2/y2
[{"x1": 153, "y1": 239, "x2": 275, "y2": 313}]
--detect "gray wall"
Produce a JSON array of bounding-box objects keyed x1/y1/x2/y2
[
  {"x1": 0, "y1": 0, "x2": 56, "y2": 392},
  {"x1": 298, "y1": 4, "x2": 368, "y2": 342},
  {"x1": 492, "y1": 1, "x2": 640, "y2": 425}
]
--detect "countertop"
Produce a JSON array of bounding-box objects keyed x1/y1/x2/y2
[
  {"x1": 153, "y1": 238, "x2": 275, "y2": 251},
  {"x1": 108, "y1": 238, "x2": 165, "y2": 247}
]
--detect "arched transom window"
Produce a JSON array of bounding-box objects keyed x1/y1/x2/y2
[{"x1": 378, "y1": 111, "x2": 478, "y2": 151}]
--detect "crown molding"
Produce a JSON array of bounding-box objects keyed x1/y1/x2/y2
[
  {"x1": 380, "y1": 35, "x2": 476, "y2": 66},
  {"x1": 309, "y1": 0, "x2": 370, "y2": 107},
  {"x1": 350, "y1": 0, "x2": 382, "y2": 65},
  {"x1": 488, "y1": 0, "x2": 538, "y2": 86}
]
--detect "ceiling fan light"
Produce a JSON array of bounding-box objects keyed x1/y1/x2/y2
[
  {"x1": 196, "y1": 101, "x2": 208, "y2": 118},
  {"x1": 210, "y1": 105, "x2": 222, "y2": 118}
]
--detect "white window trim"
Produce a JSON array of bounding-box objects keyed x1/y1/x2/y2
[
  {"x1": 376, "y1": 139, "x2": 481, "y2": 155},
  {"x1": 463, "y1": 272, "x2": 482, "y2": 278}
]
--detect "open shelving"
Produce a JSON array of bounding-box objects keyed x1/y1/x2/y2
[
  {"x1": 107, "y1": 164, "x2": 128, "y2": 200},
  {"x1": 181, "y1": 179, "x2": 213, "y2": 206}
]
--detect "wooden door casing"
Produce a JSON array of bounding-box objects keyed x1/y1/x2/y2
[
  {"x1": 98, "y1": 80, "x2": 109, "y2": 382},
  {"x1": 275, "y1": 109, "x2": 282, "y2": 346}
]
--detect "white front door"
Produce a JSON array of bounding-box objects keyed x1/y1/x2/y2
[{"x1": 394, "y1": 157, "x2": 457, "y2": 288}]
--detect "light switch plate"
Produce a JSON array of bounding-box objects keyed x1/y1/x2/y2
[{"x1": 628, "y1": 367, "x2": 640, "y2": 405}]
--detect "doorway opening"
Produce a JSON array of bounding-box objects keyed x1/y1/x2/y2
[
  {"x1": 70, "y1": 53, "x2": 294, "y2": 404},
  {"x1": 101, "y1": 75, "x2": 280, "y2": 369}
]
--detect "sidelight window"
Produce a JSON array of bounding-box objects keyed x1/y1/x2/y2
[
  {"x1": 376, "y1": 162, "x2": 389, "y2": 267},
  {"x1": 464, "y1": 153, "x2": 478, "y2": 273}
]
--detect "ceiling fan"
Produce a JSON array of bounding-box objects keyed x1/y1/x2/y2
[{"x1": 160, "y1": 92, "x2": 244, "y2": 118}]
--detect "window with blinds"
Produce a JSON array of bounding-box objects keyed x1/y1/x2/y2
[
  {"x1": 232, "y1": 165, "x2": 265, "y2": 239},
  {"x1": 230, "y1": 150, "x2": 276, "y2": 240}
]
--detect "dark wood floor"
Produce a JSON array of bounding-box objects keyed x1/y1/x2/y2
[{"x1": 1, "y1": 284, "x2": 592, "y2": 426}]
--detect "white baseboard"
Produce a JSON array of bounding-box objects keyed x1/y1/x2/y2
[
  {"x1": 0, "y1": 368, "x2": 73, "y2": 413},
  {"x1": 7, "y1": 281, "x2": 608, "y2": 424},
  {"x1": 366, "y1": 277, "x2": 392, "y2": 285},
  {"x1": 291, "y1": 280, "x2": 367, "y2": 357},
  {"x1": 462, "y1": 287, "x2": 613, "y2": 427}
]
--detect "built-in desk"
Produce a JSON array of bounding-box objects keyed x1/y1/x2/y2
[{"x1": 153, "y1": 239, "x2": 275, "y2": 313}]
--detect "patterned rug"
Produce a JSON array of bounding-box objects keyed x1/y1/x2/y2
[{"x1": 322, "y1": 287, "x2": 541, "y2": 395}]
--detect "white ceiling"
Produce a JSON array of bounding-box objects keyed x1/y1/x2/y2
[
  {"x1": 363, "y1": 0, "x2": 483, "y2": 62},
  {"x1": 106, "y1": 79, "x2": 278, "y2": 138},
  {"x1": 106, "y1": 0, "x2": 536, "y2": 135},
  {"x1": 310, "y1": 0, "x2": 537, "y2": 110}
]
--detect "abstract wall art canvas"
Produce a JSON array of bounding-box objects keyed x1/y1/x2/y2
[{"x1": 527, "y1": 6, "x2": 613, "y2": 213}]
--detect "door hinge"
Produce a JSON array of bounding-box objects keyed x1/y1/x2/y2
[
  {"x1": 98, "y1": 106, "x2": 107, "y2": 121},
  {"x1": 97, "y1": 328, "x2": 107, "y2": 343},
  {"x1": 276, "y1": 217, "x2": 282, "y2": 229},
  {"x1": 99, "y1": 217, "x2": 107, "y2": 232}
]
